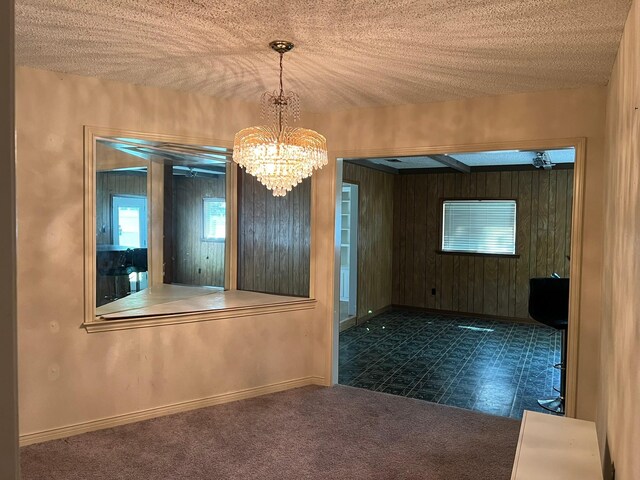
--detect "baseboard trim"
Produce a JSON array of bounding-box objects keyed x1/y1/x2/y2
[
  {"x1": 339, "y1": 315, "x2": 357, "y2": 332},
  {"x1": 20, "y1": 375, "x2": 325, "y2": 447},
  {"x1": 355, "y1": 305, "x2": 392, "y2": 325},
  {"x1": 391, "y1": 304, "x2": 537, "y2": 325}
]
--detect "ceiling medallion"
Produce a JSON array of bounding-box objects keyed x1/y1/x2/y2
[{"x1": 233, "y1": 40, "x2": 328, "y2": 196}]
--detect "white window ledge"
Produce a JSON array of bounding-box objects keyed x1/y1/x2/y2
[{"x1": 84, "y1": 287, "x2": 316, "y2": 333}]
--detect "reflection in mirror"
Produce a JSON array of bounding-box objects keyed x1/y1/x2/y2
[
  {"x1": 96, "y1": 142, "x2": 149, "y2": 308},
  {"x1": 237, "y1": 169, "x2": 311, "y2": 297},
  {"x1": 168, "y1": 160, "x2": 227, "y2": 288},
  {"x1": 95, "y1": 137, "x2": 229, "y2": 315}
]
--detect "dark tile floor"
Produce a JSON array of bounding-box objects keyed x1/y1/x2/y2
[{"x1": 338, "y1": 309, "x2": 561, "y2": 420}]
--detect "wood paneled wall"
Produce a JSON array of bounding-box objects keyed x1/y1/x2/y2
[
  {"x1": 237, "y1": 170, "x2": 311, "y2": 297},
  {"x1": 343, "y1": 162, "x2": 394, "y2": 318},
  {"x1": 96, "y1": 171, "x2": 147, "y2": 246},
  {"x1": 95, "y1": 171, "x2": 147, "y2": 304},
  {"x1": 393, "y1": 169, "x2": 573, "y2": 319},
  {"x1": 172, "y1": 174, "x2": 226, "y2": 287}
]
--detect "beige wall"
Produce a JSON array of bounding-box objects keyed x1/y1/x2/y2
[
  {"x1": 598, "y1": 1, "x2": 639, "y2": 478},
  {"x1": 1, "y1": 0, "x2": 19, "y2": 477},
  {"x1": 343, "y1": 162, "x2": 394, "y2": 319},
  {"x1": 314, "y1": 86, "x2": 607, "y2": 420},
  {"x1": 15, "y1": 67, "x2": 331, "y2": 439},
  {"x1": 16, "y1": 65, "x2": 609, "y2": 440}
]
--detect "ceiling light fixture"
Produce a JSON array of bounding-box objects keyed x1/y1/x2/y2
[
  {"x1": 532, "y1": 151, "x2": 555, "y2": 170},
  {"x1": 233, "y1": 40, "x2": 328, "y2": 196}
]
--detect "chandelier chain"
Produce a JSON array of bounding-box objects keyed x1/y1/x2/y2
[
  {"x1": 278, "y1": 52, "x2": 284, "y2": 133},
  {"x1": 233, "y1": 40, "x2": 328, "y2": 196}
]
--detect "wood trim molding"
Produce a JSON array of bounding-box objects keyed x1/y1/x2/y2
[
  {"x1": 354, "y1": 305, "x2": 393, "y2": 325},
  {"x1": 225, "y1": 162, "x2": 237, "y2": 290},
  {"x1": 0, "y1": 1, "x2": 19, "y2": 476},
  {"x1": 392, "y1": 304, "x2": 538, "y2": 325},
  {"x1": 339, "y1": 316, "x2": 357, "y2": 332},
  {"x1": 564, "y1": 138, "x2": 586, "y2": 419},
  {"x1": 338, "y1": 305, "x2": 393, "y2": 333},
  {"x1": 83, "y1": 298, "x2": 317, "y2": 333},
  {"x1": 331, "y1": 137, "x2": 586, "y2": 420},
  {"x1": 84, "y1": 126, "x2": 235, "y2": 324},
  {"x1": 309, "y1": 164, "x2": 317, "y2": 300},
  {"x1": 85, "y1": 126, "x2": 317, "y2": 329},
  {"x1": 19, "y1": 375, "x2": 326, "y2": 447}
]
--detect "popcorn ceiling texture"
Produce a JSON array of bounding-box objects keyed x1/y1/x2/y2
[{"x1": 15, "y1": 0, "x2": 632, "y2": 111}]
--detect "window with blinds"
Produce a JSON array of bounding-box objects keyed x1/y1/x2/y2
[
  {"x1": 203, "y1": 197, "x2": 226, "y2": 241},
  {"x1": 442, "y1": 200, "x2": 517, "y2": 255}
]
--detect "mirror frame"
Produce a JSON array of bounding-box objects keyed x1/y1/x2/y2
[{"x1": 84, "y1": 126, "x2": 238, "y2": 323}]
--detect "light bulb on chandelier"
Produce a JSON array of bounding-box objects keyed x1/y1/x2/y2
[{"x1": 233, "y1": 40, "x2": 328, "y2": 196}]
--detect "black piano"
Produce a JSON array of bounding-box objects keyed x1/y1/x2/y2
[{"x1": 97, "y1": 245, "x2": 148, "y2": 304}]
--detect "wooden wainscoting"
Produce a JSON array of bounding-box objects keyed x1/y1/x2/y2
[
  {"x1": 173, "y1": 175, "x2": 226, "y2": 287},
  {"x1": 96, "y1": 171, "x2": 147, "y2": 246},
  {"x1": 95, "y1": 171, "x2": 147, "y2": 304},
  {"x1": 393, "y1": 169, "x2": 573, "y2": 320},
  {"x1": 343, "y1": 162, "x2": 394, "y2": 320},
  {"x1": 237, "y1": 170, "x2": 311, "y2": 297}
]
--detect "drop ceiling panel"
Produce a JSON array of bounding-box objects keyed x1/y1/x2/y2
[
  {"x1": 450, "y1": 149, "x2": 575, "y2": 167},
  {"x1": 15, "y1": 0, "x2": 632, "y2": 111},
  {"x1": 369, "y1": 157, "x2": 444, "y2": 169},
  {"x1": 362, "y1": 148, "x2": 574, "y2": 171}
]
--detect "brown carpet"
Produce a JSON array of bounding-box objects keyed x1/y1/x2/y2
[{"x1": 21, "y1": 385, "x2": 520, "y2": 479}]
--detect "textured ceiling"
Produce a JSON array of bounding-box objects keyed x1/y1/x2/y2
[{"x1": 15, "y1": 0, "x2": 632, "y2": 111}]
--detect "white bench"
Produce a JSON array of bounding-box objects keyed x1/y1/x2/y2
[{"x1": 511, "y1": 410, "x2": 602, "y2": 479}]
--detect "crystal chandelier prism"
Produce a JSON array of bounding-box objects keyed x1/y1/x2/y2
[{"x1": 233, "y1": 40, "x2": 328, "y2": 196}]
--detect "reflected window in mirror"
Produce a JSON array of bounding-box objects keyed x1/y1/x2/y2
[
  {"x1": 168, "y1": 164, "x2": 227, "y2": 288},
  {"x1": 203, "y1": 198, "x2": 226, "y2": 241},
  {"x1": 89, "y1": 130, "x2": 314, "y2": 325},
  {"x1": 96, "y1": 146, "x2": 149, "y2": 308},
  {"x1": 95, "y1": 138, "x2": 230, "y2": 315}
]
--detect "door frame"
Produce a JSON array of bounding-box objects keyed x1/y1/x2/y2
[
  {"x1": 339, "y1": 181, "x2": 359, "y2": 323},
  {"x1": 330, "y1": 137, "x2": 587, "y2": 419},
  {"x1": 0, "y1": 0, "x2": 19, "y2": 477}
]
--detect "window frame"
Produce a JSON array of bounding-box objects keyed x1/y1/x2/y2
[
  {"x1": 83, "y1": 126, "x2": 317, "y2": 331},
  {"x1": 438, "y1": 197, "x2": 520, "y2": 258},
  {"x1": 111, "y1": 193, "x2": 148, "y2": 248},
  {"x1": 201, "y1": 197, "x2": 226, "y2": 243}
]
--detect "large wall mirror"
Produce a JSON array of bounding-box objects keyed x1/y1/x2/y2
[{"x1": 86, "y1": 128, "x2": 313, "y2": 324}]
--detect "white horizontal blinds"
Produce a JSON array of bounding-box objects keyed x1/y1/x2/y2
[
  {"x1": 442, "y1": 200, "x2": 516, "y2": 254},
  {"x1": 203, "y1": 198, "x2": 226, "y2": 239}
]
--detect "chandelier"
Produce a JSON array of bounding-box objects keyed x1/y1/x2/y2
[{"x1": 233, "y1": 40, "x2": 328, "y2": 196}]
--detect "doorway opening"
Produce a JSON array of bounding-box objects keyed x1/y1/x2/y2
[{"x1": 335, "y1": 144, "x2": 580, "y2": 420}]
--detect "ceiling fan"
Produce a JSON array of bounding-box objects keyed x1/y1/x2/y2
[{"x1": 532, "y1": 151, "x2": 555, "y2": 170}]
